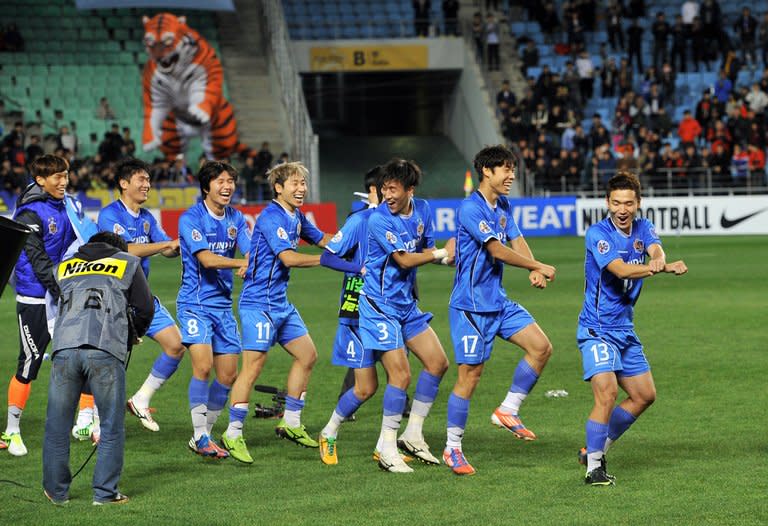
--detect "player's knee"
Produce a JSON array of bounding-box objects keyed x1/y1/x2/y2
[
  {"x1": 218, "y1": 370, "x2": 237, "y2": 386},
  {"x1": 165, "y1": 344, "x2": 186, "y2": 360},
  {"x1": 299, "y1": 348, "x2": 318, "y2": 369},
  {"x1": 529, "y1": 340, "x2": 553, "y2": 364},
  {"x1": 355, "y1": 383, "x2": 377, "y2": 400},
  {"x1": 595, "y1": 386, "x2": 618, "y2": 408},
  {"x1": 389, "y1": 370, "x2": 411, "y2": 389},
  {"x1": 428, "y1": 355, "x2": 449, "y2": 377},
  {"x1": 639, "y1": 388, "x2": 656, "y2": 408}
]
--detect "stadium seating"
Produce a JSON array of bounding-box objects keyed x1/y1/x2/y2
[{"x1": 0, "y1": 0, "x2": 222, "y2": 161}]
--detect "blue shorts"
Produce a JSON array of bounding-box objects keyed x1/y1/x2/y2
[
  {"x1": 177, "y1": 304, "x2": 241, "y2": 355},
  {"x1": 146, "y1": 297, "x2": 177, "y2": 338},
  {"x1": 332, "y1": 323, "x2": 379, "y2": 369},
  {"x1": 577, "y1": 325, "x2": 650, "y2": 381},
  {"x1": 449, "y1": 300, "x2": 535, "y2": 365},
  {"x1": 359, "y1": 295, "x2": 432, "y2": 352},
  {"x1": 240, "y1": 304, "x2": 308, "y2": 352}
]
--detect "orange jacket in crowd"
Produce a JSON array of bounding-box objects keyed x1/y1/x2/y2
[{"x1": 678, "y1": 116, "x2": 703, "y2": 143}]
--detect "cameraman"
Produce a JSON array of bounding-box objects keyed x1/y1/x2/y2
[{"x1": 42, "y1": 232, "x2": 154, "y2": 505}]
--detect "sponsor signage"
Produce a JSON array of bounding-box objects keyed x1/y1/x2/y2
[
  {"x1": 309, "y1": 45, "x2": 429, "y2": 72},
  {"x1": 577, "y1": 196, "x2": 768, "y2": 235},
  {"x1": 428, "y1": 196, "x2": 578, "y2": 239},
  {"x1": 159, "y1": 203, "x2": 338, "y2": 239}
]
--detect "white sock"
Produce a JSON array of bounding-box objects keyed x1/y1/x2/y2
[
  {"x1": 321, "y1": 410, "x2": 345, "y2": 439},
  {"x1": 191, "y1": 403, "x2": 208, "y2": 440},
  {"x1": 133, "y1": 374, "x2": 165, "y2": 408},
  {"x1": 604, "y1": 437, "x2": 615, "y2": 453},
  {"x1": 587, "y1": 451, "x2": 603, "y2": 472},
  {"x1": 206, "y1": 408, "x2": 222, "y2": 435},
  {"x1": 283, "y1": 408, "x2": 302, "y2": 428},
  {"x1": 225, "y1": 403, "x2": 249, "y2": 439},
  {"x1": 446, "y1": 426, "x2": 464, "y2": 449},
  {"x1": 6, "y1": 405, "x2": 22, "y2": 434},
  {"x1": 380, "y1": 429, "x2": 398, "y2": 457},
  {"x1": 375, "y1": 435, "x2": 384, "y2": 453},
  {"x1": 499, "y1": 391, "x2": 527, "y2": 415},
  {"x1": 402, "y1": 413, "x2": 426, "y2": 440}
]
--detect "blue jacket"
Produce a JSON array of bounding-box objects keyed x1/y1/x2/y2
[{"x1": 13, "y1": 184, "x2": 76, "y2": 298}]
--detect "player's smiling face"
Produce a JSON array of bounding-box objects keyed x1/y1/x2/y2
[
  {"x1": 122, "y1": 169, "x2": 151, "y2": 205},
  {"x1": 483, "y1": 162, "x2": 515, "y2": 196},
  {"x1": 205, "y1": 170, "x2": 236, "y2": 209},
  {"x1": 275, "y1": 174, "x2": 307, "y2": 211},
  {"x1": 381, "y1": 179, "x2": 413, "y2": 215},
  {"x1": 607, "y1": 188, "x2": 639, "y2": 234},
  {"x1": 38, "y1": 170, "x2": 68, "y2": 200}
]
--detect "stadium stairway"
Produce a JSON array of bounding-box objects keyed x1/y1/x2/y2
[
  {"x1": 216, "y1": 0, "x2": 287, "y2": 156},
  {"x1": 319, "y1": 135, "x2": 469, "y2": 222}
]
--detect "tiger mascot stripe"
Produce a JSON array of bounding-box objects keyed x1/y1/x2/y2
[{"x1": 141, "y1": 13, "x2": 250, "y2": 160}]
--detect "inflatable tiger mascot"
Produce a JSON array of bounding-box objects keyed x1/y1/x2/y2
[{"x1": 141, "y1": 13, "x2": 249, "y2": 160}]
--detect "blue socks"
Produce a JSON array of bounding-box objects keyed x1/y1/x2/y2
[
  {"x1": 336, "y1": 388, "x2": 364, "y2": 418},
  {"x1": 151, "y1": 353, "x2": 181, "y2": 380},
  {"x1": 446, "y1": 393, "x2": 471, "y2": 449},
  {"x1": 608, "y1": 406, "x2": 637, "y2": 441},
  {"x1": 585, "y1": 419, "x2": 609, "y2": 454},
  {"x1": 511, "y1": 359, "x2": 539, "y2": 394},
  {"x1": 382, "y1": 385, "x2": 407, "y2": 431},
  {"x1": 188, "y1": 377, "x2": 208, "y2": 409}
]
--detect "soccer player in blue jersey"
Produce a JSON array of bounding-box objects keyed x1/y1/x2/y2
[
  {"x1": 360, "y1": 158, "x2": 454, "y2": 473},
  {"x1": 177, "y1": 161, "x2": 250, "y2": 458},
  {"x1": 96, "y1": 158, "x2": 183, "y2": 433},
  {"x1": 443, "y1": 145, "x2": 556, "y2": 475},
  {"x1": 578, "y1": 172, "x2": 687, "y2": 486},
  {"x1": 221, "y1": 162, "x2": 332, "y2": 463},
  {"x1": 316, "y1": 167, "x2": 382, "y2": 465}
]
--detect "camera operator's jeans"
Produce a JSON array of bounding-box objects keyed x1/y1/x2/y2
[{"x1": 43, "y1": 348, "x2": 126, "y2": 503}]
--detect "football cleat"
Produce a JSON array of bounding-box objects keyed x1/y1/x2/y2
[
  {"x1": 188, "y1": 434, "x2": 229, "y2": 458},
  {"x1": 126, "y1": 398, "x2": 160, "y2": 432},
  {"x1": 1, "y1": 432, "x2": 27, "y2": 456},
  {"x1": 71, "y1": 422, "x2": 93, "y2": 441},
  {"x1": 442, "y1": 447, "x2": 476, "y2": 476},
  {"x1": 578, "y1": 447, "x2": 587, "y2": 466},
  {"x1": 585, "y1": 466, "x2": 615, "y2": 486},
  {"x1": 372, "y1": 449, "x2": 414, "y2": 463},
  {"x1": 377, "y1": 450, "x2": 414, "y2": 473},
  {"x1": 92, "y1": 492, "x2": 130, "y2": 505},
  {"x1": 275, "y1": 419, "x2": 319, "y2": 448},
  {"x1": 491, "y1": 408, "x2": 537, "y2": 440},
  {"x1": 396, "y1": 436, "x2": 439, "y2": 465},
  {"x1": 0, "y1": 438, "x2": 6, "y2": 450},
  {"x1": 221, "y1": 433, "x2": 254, "y2": 464},
  {"x1": 319, "y1": 434, "x2": 338, "y2": 465}
]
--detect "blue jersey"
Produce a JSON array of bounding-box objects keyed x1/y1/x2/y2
[
  {"x1": 449, "y1": 192, "x2": 522, "y2": 313},
  {"x1": 578, "y1": 217, "x2": 661, "y2": 329},
  {"x1": 239, "y1": 201, "x2": 324, "y2": 310},
  {"x1": 362, "y1": 199, "x2": 434, "y2": 310},
  {"x1": 177, "y1": 202, "x2": 250, "y2": 309},
  {"x1": 325, "y1": 207, "x2": 373, "y2": 326},
  {"x1": 98, "y1": 199, "x2": 171, "y2": 278}
]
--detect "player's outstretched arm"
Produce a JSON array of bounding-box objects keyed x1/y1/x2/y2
[
  {"x1": 195, "y1": 249, "x2": 248, "y2": 271},
  {"x1": 128, "y1": 239, "x2": 179, "y2": 259},
  {"x1": 487, "y1": 239, "x2": 555, "y2": 281},
  {"x1": 393, "y1": 241, "x2": 455, "y2": 269},
  {"x1": 278, "y1": 249, "x2": 321, "y2": 268}
]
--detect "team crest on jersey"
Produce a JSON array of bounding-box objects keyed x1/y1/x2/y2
[
  {"x1": 143, "y1": 220, "x2": 150, "y2": 234},
  {"x1": 499, "y1": 215, "x2": 507, "y2": 229},
  {"x1": 191, "y1": 229, "x2": 203, "y2": 242},
  {"x1": 277, "y1": 227, "x2": 288, "y2": 240},
  {"x1": 416, "y1": 220, "x2": 424, "y2": 236},
  {"x1": 227, "y1": 224, "x2": 237, "y2": 240},
  {"x1": 597, "y1": 239, "x2": 610, "y2": 254},
  {"x1": 633, "y1": 239, "x2": 644, "y2": 253},
  {"x1": 479, "y1": 220, "x2": 491, "y2": 234},
  {"x1": 113, "y1": 223, "x2": 125, "y2": 236},
  {"x1": 386, "y1": 231, "x2": 397, "y2": 244},
  {"x1": 48, "y1": 217, "x2": 57, "y2": 235},
  {"x1": 331, "y1": 231, "x2": 343, "y2": 243}
]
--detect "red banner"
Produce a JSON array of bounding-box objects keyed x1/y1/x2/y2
[{"x1": 160, "y1": 203, "x2": 338, "y2": 239}]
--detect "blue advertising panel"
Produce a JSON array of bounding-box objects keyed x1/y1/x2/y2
[{"x1": 429, "y1": 196, "x2": 578, "y2": 239}]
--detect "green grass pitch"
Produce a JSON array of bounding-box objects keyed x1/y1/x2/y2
[{"x1": 0, "y1": 235, "x2": 766, "y2": 525}]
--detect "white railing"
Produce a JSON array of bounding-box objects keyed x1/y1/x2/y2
[{"x1": 259, "y1": 0, "x2": 320, "y2": 201}]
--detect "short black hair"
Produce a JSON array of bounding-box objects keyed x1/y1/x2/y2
[
  {"x1": 198, "y1": 161, "x2": 238, "y2": 197},
  {"x1": 363, "y1": 165, "x2": 382, "y2": 192},
  {"x1": 88, "y1": 231, "x2": 128, "y2": 252},
  {"x1": 606, "y1": 171, "x2": 642, "y2": 200},
  {"x1": 472, "y1": 144, "x2": 517, "y2": 181},
  {"x1": 30, "y1": 154, "x2": 68, "y2": 183},
  {"x1": 114, "y1": 157, "x2": 151, "y2": 193},
  {"x1": 380, "y1": 158, "x2": 421, "y2": 189}
]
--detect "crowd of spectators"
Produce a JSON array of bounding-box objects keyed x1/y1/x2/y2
[
  {"x1": 501, "y1": 0, "x2": 768, "y2": 194},
  {"x1": 0, "y1": 113, "x2": 282, "y2": 204}
]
